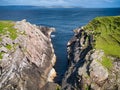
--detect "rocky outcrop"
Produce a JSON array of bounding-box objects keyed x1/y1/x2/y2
[
  {"x1": 62, "y1": 16, "x2": 120, "y2": 90},
  {"x1": 0, "y1": 20, "x2": 57, "y2": 90}
]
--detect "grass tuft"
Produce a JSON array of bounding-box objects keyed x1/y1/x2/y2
[
  {"x1": 0, "y1": 52, "x2": 4, "y2": 59},
  {"x1": 6, "y1": 44, "x2": 12, "y2": 50}
]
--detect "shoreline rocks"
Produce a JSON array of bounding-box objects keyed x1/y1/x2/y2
[
  {"x1": 0, "y1": 16, "x2": 120, "y2": 90},
  {"x1": 0, "y1": 20, "x2": 57, "y2": 90},
  {"x1": 62, "y1": 16, "x2": 120, "y2": 90}
]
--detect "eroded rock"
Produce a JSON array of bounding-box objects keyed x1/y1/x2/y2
[
  {"x1": 62, "y1": 27, "x2": 120, "y2": 90},
  {"x1": 0, "y1": 20, "x2": 57, "y2": 90}
]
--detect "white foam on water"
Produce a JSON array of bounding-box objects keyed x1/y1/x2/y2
[{"x1": 51, "y1": 35, "x2": 55, "y2": 38}]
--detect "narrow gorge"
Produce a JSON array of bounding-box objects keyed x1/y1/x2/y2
[{"x1": 0, "y1": 16, "x2": 120, "y2": 90}]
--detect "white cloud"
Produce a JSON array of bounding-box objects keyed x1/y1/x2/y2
[
  {"x1": 4, "y1": 0, "x2": 69, "y2": 6},
  {"x1": 0, "y1": 0, "x2": 120, "y2": 8},
  {"x1": 104, "y1": 0, "x2": 114, "y2": 2}
]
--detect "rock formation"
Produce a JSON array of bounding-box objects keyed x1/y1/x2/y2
[
  {"x1": 0, "y1": 20, "x2": 57, "y2": 90},
  {"x1": 0, "y1": 16, "x2": 120, "y2": 90},
  {"x1": 62, "y1": 16, "x2": 120, "y2": 90}
]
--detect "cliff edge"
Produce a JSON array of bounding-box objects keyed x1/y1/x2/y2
[
  {"x1": 62, "y1": 16, "x2": 120, "y2": 90},
  {"x1": 0, "y1": 20, "x2": 57, "y2": 90}
]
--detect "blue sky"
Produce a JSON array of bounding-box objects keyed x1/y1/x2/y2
[{"x1": 0, "y1": 0, "x2": 120, "y2": 8}]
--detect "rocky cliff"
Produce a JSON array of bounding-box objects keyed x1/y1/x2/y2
[
  {"x1": 0, "y1": 20, "x2": 58, "y2": 90},
  {"x1": 62, "y1": 16, "x2": 120, "y2": 90}
]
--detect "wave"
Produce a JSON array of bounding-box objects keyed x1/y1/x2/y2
[{"x1": 51, "y1": 34, "x2": 55, "y2": 38}]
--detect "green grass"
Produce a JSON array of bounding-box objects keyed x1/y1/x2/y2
[
  {"x1": 6, "y1": 44, "x2": 12, "y2": 50},
  {"x1": 0, "y1": 21, "x2": 17, "y2": 40},
  {"x1": 0, "y1": 38, "x2": 2, "y2": 42},
  {"x1": 0, "y1": 52, "x2": 4, "y2": 59},
  {"x1": 56, "y1": 85, "x2": 61, "y2": 90},
  {"x1": 101, "y1": 56, "x2": 113, "y2": 69},
  {"x1": 84, "y1": 84, "x2": 89, "y2": 90},
  {"x1": 0, "y1": 21, "x2": 18, "y2": 60},
  {"x1": 84, "y1": 16, "x2": 120, "y2": 58}
]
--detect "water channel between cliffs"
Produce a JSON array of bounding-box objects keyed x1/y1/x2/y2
[{"x1": 0, "y1": 7, "x2": 119, "y2": 85}]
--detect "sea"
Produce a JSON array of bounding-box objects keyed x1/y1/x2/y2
[{"x1": 0, "y1": 6, "x2": 120, "y2": 83}]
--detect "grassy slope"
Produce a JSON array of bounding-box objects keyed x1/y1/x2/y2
[
  {"x1": 0, "y1": 21, "x2": 17, "y2": 59},
  {"x1": 84, "y1": 16, "x2": 120, "y2": 57},
  {"x1": 84, "y1": 16, "x2": 120, "y2": 69},
  {"x1": 0, "y1": 21, "x2": 17, "y2": 40}
]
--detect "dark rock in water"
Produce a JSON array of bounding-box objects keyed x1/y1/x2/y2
[
  {"x1": 62, "y1": 16, "x2": 120, "y2": 90},
  {"x1": 0, "y1": 20, "x2": 57, "y2": 90}
]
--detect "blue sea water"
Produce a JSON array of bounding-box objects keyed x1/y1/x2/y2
[{"x1": 0, "y1": 6, "x2": 120, "y2": 83}]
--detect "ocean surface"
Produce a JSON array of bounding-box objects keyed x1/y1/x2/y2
[{"x1": 0, "y1": 6, "x2": 120, "y2": 83}]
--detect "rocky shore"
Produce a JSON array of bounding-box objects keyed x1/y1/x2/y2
[
  {"x1": 0, "y1": 16, "x2": 120, "y2": 90},
  {"x1": 0, "y1": 20, "x2": 58, "y2": 90},
  {"x1": 62, "y1": 16, "x2": 120, "y2": 90}
]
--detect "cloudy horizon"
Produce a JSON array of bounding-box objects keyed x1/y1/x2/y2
[{"x1": 0, "y1": 0, "x2": 120, "y2": 8}]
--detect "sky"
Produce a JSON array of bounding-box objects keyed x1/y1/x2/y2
[{"x1": 0, "y1": 0, "x2": 120, "y2": 8}]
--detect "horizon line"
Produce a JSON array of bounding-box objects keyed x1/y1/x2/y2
[{"x1": 0, "y1": 5, "x2": 120, "y2": 8}]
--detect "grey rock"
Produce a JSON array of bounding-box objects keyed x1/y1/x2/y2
[
  {"x1": 62, "y1": 28, "x2": 120, "y2": 90},
  {"x1": 1, "y1": 37, "x2": 13, "y2": 46},
  {"x1": 0, "y1": 46, "x2": 8, "y2": 53},
  {"x1": 0, "y1": 20, "x2": 56, "y2": 90},
  {"x1": 41, "y1": 82, "x2": 60, "y2": 90}
]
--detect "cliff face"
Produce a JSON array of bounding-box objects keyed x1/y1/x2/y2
[
  {"x1": 0, "y1": 20, "x2": 57, "y2": 90},
  {"x1": 62, "y1": 16, "x2": 120, "y2": 90}
]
